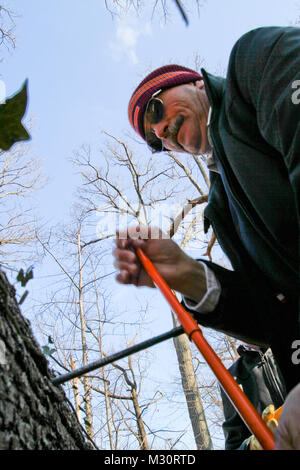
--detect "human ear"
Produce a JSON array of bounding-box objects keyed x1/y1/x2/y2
[{"x1": 194, "y1": 80, "x2": 205, "y2": 89}]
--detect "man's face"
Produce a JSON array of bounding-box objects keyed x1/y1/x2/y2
[{"x1": 143, "y1": 80, "x2": 211, "y2": 155}]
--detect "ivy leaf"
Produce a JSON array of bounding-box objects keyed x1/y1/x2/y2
[
  {"x1": 42, "y1": 345, "x2": 56, "y2": 356},
  {"x1": 18, "y1": 290, "x2": 29, "y2": 305},
  {"x1": 16, "y1": 267, "x2": 34, "y2": 287},
  {"x1": 0, "y1": 79, "x2": 31, "y2": 151}
]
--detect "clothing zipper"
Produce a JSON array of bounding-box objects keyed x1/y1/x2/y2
[{"x1": 260, "y1": 351, "x2": 285, "y2": 404}]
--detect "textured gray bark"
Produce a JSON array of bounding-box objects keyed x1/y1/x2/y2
[{"x1": 0, "y1": 270, "x2": 93, "y2": 450}]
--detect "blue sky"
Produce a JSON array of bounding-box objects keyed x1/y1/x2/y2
[
  {"x1": 2, "y1": 0, "x2": 299, "y2": 223},
  {"x1": 3, "y1": 0, "x2": 297, "y2": 325},
  {"x1": 2, "y1": 0, "x2": 299, "y2": 449}
]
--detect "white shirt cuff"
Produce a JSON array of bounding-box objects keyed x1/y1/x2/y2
[{"x1": 183, "y1": 262, "x2": 221, "y2": 313}]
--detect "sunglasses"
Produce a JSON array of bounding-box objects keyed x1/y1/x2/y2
[{"x1": 144, "y1": 90, "x2": 166, "y2": 153}]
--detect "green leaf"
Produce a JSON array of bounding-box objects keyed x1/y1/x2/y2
[
  {"x1": 16, "y1": 267, "x2": 34, "y2": 287},
  {"x1": 18, "y1": 290, "x2": 29, "y2": 305},
  {"x1": 42, "y1": 345, "x2": 56, "y2": 356},
  {"x1": 0, "y1": 80, "x2": 31, "y2": 151}
]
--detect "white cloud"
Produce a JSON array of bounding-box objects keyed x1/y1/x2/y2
[{"x1": 110, "y1": 18, "x2": 152, "y2": 65}]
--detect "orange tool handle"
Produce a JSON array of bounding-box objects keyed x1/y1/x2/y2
[{"x1": 136, "y1": 248, "x2": 275, "y2": 451}]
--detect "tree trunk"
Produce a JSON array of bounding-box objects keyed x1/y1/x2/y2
[
  {"x1": 131, "y1": 387, "x2": 149, "y2": 450},
  {"x1": 172, "y1": 313, "x2": 213, "y2": 450},
  {"x1": 70, "y1": 356, "x2": 82, "y2": 423},
  {"x1": 0, "y1": 270, "x2": 92, "y2": 449},
  {"x1": 77, "y1": 229, "x2": 93, "y2": 438},
  {"x1": 93, "y1": 277, "x2": 115, "y2": 449},
  {"x1": 128, "y1": 356, "x2": 150, "y2": 450}
]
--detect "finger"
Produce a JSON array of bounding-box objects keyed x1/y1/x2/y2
[
  {"x1": 114, "y1": 234, "x2": 130, "y2": 249},
  {"x1": 116, "y1": 273, "x2": 131, "y2": 285},
  {"x1": 116, "y1": 270, "x2": 134, "y2": 285},
  {"x1": 114, "y1": 237, "x2": 148, "y2": 258},
  {"x1": 130, "y1": 238, "x2": 148, "y2": 250},
  {"x1": 114, "y1": 260, "x2": 140, "y2": 277},
  {"x1": 113, "y1": 248, "x2": 137, "y2": 264}
]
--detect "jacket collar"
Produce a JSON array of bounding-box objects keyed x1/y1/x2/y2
[
  {"x1": 237, "y1": 344, "x2": 268, "y2": 357},
  {"x1": 201, "y1": 68, "x2": 226, "y2": 118},
  {"x1": 201, "y1": 69, "x2": 225, "y2": 173}
]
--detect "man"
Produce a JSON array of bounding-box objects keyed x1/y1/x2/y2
[{"x1": 113, "y1": 26, "x2": 300, "y2": 448}]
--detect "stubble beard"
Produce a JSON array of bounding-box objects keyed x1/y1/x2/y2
[{"x1": 168, "y1": 115, "x2": 185, "y2": 151}]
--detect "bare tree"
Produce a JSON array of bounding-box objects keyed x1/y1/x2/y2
[
  {"x1": 0, "y1": 142, "x2": 45, "y2": 266},
  {"x1": 190, "y1": 329, "x2": 240, "y2": 444},
  {"x1": 35, "y1": 211, "x2": 179, "y2": 449},
  {"x1": 0, "y1": 4, "x2": 17, "y2": 53},
  {"x1": 70, "y1": 133, "x2": 216, "y2": 449},
  {"x1": 104, "y1": 0, "x2": 204, "y2": 24},
  {"x1": 34, "y1": 126, "x2": 233, "y2": 449}
]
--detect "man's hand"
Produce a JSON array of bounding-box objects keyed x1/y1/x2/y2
[
  {"x1": 113, "y1": 226, "x2": 207, "y2": 303},
  {"x1": 274, "y1": 382, "x2": 300, "y2": 450}
]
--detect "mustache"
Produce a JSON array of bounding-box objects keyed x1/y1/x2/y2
[{"x1": 168, "y1": 115, "x2": 184, "y2": 150}]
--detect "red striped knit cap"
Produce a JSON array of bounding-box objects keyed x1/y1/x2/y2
[{"x1": 128, "y1": 64, "x2": 202, "y2": 141}]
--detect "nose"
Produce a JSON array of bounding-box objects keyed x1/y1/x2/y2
[{"x1": 153, "y1": 121, "x2": 168, "y2": 140}]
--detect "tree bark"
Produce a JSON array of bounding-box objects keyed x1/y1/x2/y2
[
  {"x1": 0, "y1": 270, "x2": 92, "y2": 450},
  {"x1": 128, "y1": 356, "x2": 150, "y2": 450},
  {"x1": 172, "y1": 313, "x2": 213, "y2": 450},
  {"x1": 70, "y1": 356, "x2": 82, "y2": 423},
  {"x1": 77, "y1": 229, "x2": 93, "y2": 438}
]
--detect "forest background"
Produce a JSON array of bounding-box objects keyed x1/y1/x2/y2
[{"x1": 0, "y1": 0, "x2": 298, "y2": 450}]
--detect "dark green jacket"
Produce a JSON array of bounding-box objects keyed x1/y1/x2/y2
[
  {"x1": 220, "y1": 346, "x2": 286, "y2": 450},
  {"x1": 186, "y1": 27, "x2": 300, "y2": 391}
]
